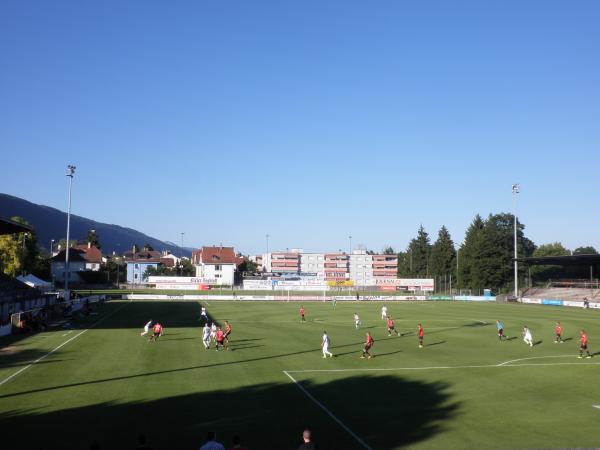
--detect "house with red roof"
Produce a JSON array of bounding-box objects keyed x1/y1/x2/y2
[
  {"x1": 75, "y1": 243, "x2": 103, "y2": 271},
  {"x1": 191, "y1": 246, "x2": 238, "y2": 285}
]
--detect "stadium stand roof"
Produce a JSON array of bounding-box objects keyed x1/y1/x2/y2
[
  {"x1": 516, "y1": 254, "x2": 600, "y2": 266},
  {"x1": 0, "y1": 216, "x2": 32, "y2": 236}
]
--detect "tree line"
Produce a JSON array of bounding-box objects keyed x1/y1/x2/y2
[{"x1": 383, "y1": 213, "x2": 596, "y2": 294}]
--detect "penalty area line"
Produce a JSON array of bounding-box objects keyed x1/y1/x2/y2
[
  {"x1": 0, "y1": 302, "x2": 129, "y2": 388},
  {"x1": 283, "y1": 370, "x2": 373, "y2": 450}
]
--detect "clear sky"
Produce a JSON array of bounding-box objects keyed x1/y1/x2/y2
[{"x1": 1, "y1": 1, "x2": 599, "y2": 255}]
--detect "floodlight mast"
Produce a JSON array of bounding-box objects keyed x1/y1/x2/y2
[
  {"x1": 64, "y1": 165, "x2": 76, "y2": 298},
  {"x1": 512, "y1": 183, "x2": 520, "y2": 298}
]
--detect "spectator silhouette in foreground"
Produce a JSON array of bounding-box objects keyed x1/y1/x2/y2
[
  {"x1": 136, "y1": 434, "x2": 153, "y2": 450},
  {"x1": 228, "y1": 434, "x2": 248, "y2": 450},
  {"x1": 200, "y1": 431, "x2": 225, "y2": 450},
  {"x1": 298, "y1": 428, "x2": 318, "y2": 449}
]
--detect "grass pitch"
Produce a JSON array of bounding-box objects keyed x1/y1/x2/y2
[{"x1": 1, "y1": 300, "x2": 599, "y2": 450}]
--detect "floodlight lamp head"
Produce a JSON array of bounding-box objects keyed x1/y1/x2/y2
[
  {"x1": 66, "y1": 165, "x2": 76, "y2": 177},
  {"x1": 512, "y1": 183, "x2": 520, "y2": 194}
]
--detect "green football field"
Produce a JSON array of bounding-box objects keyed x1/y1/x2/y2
[{"x1": 1, "y1": 300, "x2": 599, "y2": 450}]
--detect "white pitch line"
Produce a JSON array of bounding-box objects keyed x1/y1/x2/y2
[
  {"x1": 285, "y1": 360, "x2": 600, "y2": 374},
  {"x1": 593, "y1": 405, "x2": 600, "y2": 409},
  {"x1": 283, "y1": 370, "x2": 373, "y2": 450},
  {"x1": 0, "y1": 303, "x2": 129, "y2": 388},
  {"x1": 0, "y1": 329, "x2": 88, "y2": 387},
  {"x1": 496, "y1": 355, "x2": 574, "y2": 366}
]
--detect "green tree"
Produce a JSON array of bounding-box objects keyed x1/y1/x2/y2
[
  {"x1": 530, "y1": 242, "x2": 570, "y2": 281},
  {"x1": 573, "y1": 246, "x2": 598, "y2": 255},
  {"x1": 462, "y1": 213, "x2": 535, "y2": 293},
  {"x1": 458, "y1": 215, "x2": 486, "y2": 290},
  {"x1": 0, "y1": 216, "x2": 40, "y2": 277},
  {"x1": 396, "y1": 251, "x2": 411, "y2": 277},
  {"x1": 86, "y1": 229, "x2": 101, "y2": 249},
  {"x1": 406, "y1": 225, "x2": 431, "y2": 277},
  {"x1": 382, "y1": 246, "x2": 396, "y2": 255},
  {"x1": 238, "y1": 258, "x2": 258, "y2": 274},
  {"x1": 429, "y1": 226, "x2": 456, "y2": 279}
]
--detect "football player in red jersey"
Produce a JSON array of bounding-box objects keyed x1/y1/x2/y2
[
  {"x1": 418, "y1": 323, "x2": 424, "y2": 348},
  {"x1": 224, "y1": 320, "x2": 232, "y2": 346},
  {"x1": 579, "y1": 330, "x2": 592, "y2": 358},
  {"x1": 300, "y1": 306, "x2": 306, "y2": 323},
  {"x1": 361, "y1": 332, "x2": 374, "y2": 359},
  {"x1": 149, "y1": 322, "x2": 163, "y2": 343},
  {"x1": 386, "y1": 317, "x2": 400, "y2": 336},
  {"x1": 554, "y1": 321, "x2": 564, "y2": 343},
  {"x1": 215, "y1": 326, "x2": 226, "y2": 351}
]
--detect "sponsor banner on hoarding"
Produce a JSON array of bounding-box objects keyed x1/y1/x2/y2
[
  {"x1": 149, "y1": 276, "x2": 217, "y2": 285},
  {"x1": 562, "y1": 300, "x2": 583, "y2": 308},
  {"x1": 327, "y1": 280, "x2": 354, "y2": 287},
  {"x1": 155, "y1": 284, "x2": 210, "y2": 290},
  {"x1": 454, "y1": 295, "x2": 496, "y2": 302},
  {"x1": 428, "y1": 295, "x2": 454, "y2": 301},
  {"x1": 542, "y1": 299, "x2": 564, "y2": 306},
  {"x1": 243, "y1": 280, "x2": 273, "y2": 290},
  {"x1": 375, "y1": 278, "x2": 435, "y2": 291},
  {"x1": 380, "y1": 286, "x2": 397, "y2": 291},
  {"x1": 521, "y1": 297, "x2": 542, "y2": 304}
]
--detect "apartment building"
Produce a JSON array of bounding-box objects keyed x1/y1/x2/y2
[
  {"x1": 324, "y1": 252, "x2": 349, "y2": 281},
  {"x1": 260, "y1": 249, "x2": 398, "y2": 285}
]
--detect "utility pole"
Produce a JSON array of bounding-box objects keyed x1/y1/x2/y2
[
  {"x1": 512, "y1": 183, "x2": 520, "y2": 297},
  {"x1": 65, "y1": 165, "x2": 76, "y2": 298}
]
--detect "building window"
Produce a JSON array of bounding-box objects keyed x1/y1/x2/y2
[
  {"x1": 134, "y1": 264, "x2": 139, "y2": 269},
  {"x1": 214, "y1": 265, "x2": 221, "y2": 271},
  {"x1": 134, "y1": 273, "x2": 138, "y2": 279},
  {"x1": 215, "y1": 274, "x2": 221, "y2": 278}
]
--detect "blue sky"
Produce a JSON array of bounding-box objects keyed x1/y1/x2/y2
[{"x1": 1, "y1": 1, "x2": 599, "y2": 254}]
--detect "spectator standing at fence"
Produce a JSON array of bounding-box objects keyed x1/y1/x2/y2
[
  {"x1": 298, "y1": 428, "x2": 318, "y2": 449},
  {"x1": 200, "y1": 431, "x2": 225, "y2": 450}
]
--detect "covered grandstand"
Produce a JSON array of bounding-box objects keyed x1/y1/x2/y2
[{"x1": 518, "y1": 254, "x2": 600, "y2": 303}]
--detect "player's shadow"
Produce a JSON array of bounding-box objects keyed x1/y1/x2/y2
[
  {"x1": 0, "y1": 374, "x2": 459, "y2": 450},
  {"x1": 533, "y1": 340, "x2": 543, "y2": 346},
  {"x1": 563, "y1": 337, "x2": 573, "y2": 342},
  {"x1": 506, "y1": 337, "x2": 518, "y2": 341},
  {"x1": 427, "y1": 341, "x2": 446, "y2": 347},
  {"x1": 461, "y1": 321, "x2": 490, "y2": 328}
]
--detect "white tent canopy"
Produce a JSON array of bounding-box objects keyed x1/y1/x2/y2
[{"x1": 17, "y1": 274, "x2": 52, "y2": 291}]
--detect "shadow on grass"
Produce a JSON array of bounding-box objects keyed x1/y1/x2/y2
[
  {"x1": 0, "y1": 336, "x2": 409, "y2": 401},
  {"x1": 428, "y1": 341, "x2": 446, "y2": 347},
  {"x1": 0, "y1": 348, "x2": 69, "y2": 371},
  {"x1": 0, "y1": 375, "x2": 459, "y2": 450}
]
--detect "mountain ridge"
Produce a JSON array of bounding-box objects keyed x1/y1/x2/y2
[{"x1": 0, "y1": 193, "x2": 193, "y2": 256}]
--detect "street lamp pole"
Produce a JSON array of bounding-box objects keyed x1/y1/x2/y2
[
  {"x1": 180, "y1": 232, "x2": 185, "y2": 275},
  {"x1": 349, "y1": 235, "x2": 352, "y2": 255},
  {"x1": 65, "y1": 165, "x2": 76, "y2": 297},
  {"x1": 512, "y1": 183, "x2": 520, "y2": 298},
  {"x1": 50, "y1": 239, "x2": 55, "y2": 256}
]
